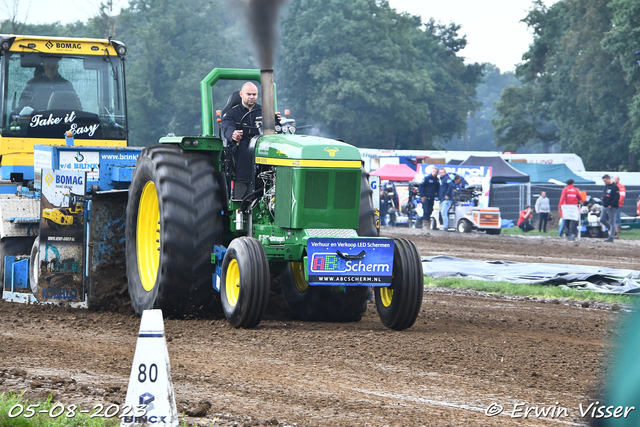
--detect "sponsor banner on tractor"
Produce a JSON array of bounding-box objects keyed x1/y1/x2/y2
[{"x1": 306, "y1": 238, "x2": 394, "y2": 286}]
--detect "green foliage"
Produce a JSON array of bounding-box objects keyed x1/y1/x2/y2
[
  {"x1": 2, "y1": 0, "x2": 480, "y2": 149},
  {"x1": 493, "y1": 0, "x2": 640, "y2": 171},
  {"x1": 279, "y1": 0, "x2": 483, "y2": 149},
  {"x1": 115, "y1": 0, "x2": 256, "y2": 146},
  {"x1": 444, "y1": 64, "x2": 520, "y2": 151},
  {"x1": 425, "y1": 277, "x2": 639, "y2": 305}
]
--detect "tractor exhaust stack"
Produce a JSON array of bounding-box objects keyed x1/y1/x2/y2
[{"x1": 261, "y1": 69, "x2": 275, "y2": 136}]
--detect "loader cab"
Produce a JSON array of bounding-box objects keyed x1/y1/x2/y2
[{"x1": 0, "y1": 35, "x2": 128, "y2": 182}]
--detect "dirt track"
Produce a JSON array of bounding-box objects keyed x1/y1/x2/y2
[{"x1": 1, "y1": 228, "x2": 637, "y2": 426}]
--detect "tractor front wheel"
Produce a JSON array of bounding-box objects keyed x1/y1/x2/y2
[
  {"x1": 220, "y1": 237, "x2": 270, "y2": 328},
  {"x1": 375, "y1": 238, "x2": 423, "y2": 330}
]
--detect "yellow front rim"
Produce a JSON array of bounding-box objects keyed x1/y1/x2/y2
[
  {"x1": 137, "y1": 181, "x2": 161, "y2": 292},
  {"x1": 226, "y1": 259, "x2": 240, "y2": 306},
  {"x1": 291, "y1": 262, "x2": 309, "y2": 293},
  {"x1": 380, "y1": 287, "x2": 393, "y2": 307}
]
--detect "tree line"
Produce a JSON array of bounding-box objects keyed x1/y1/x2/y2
[
  {"x1": 493, "y1": 0, "x2": 640, "y2": 171},
  {"x1": 1, "y1": 0, "x2": 482, "y2": 150}
]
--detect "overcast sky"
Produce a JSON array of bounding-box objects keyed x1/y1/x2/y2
[{"x1": 4, "y1": 0, "x2": 559, "y2": 72}]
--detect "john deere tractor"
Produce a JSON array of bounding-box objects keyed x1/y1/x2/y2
[{"x1": 125, "y1": 69, "x2": 423, "y2": 330}]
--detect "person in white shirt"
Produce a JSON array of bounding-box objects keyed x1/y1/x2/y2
[{"x1": 535, "y1": 191, "x2": 551, "y2": 232}]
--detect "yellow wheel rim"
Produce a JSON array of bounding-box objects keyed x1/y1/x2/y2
[
  {"x1": 380, "y1": 287, "x2": 393, "y2": 307},
  {"x1": 291, "y1": 262, "x2": 309, "y2": 293},
  {"x1": 137, "y1": 181, "x2": 161, "y2": 292},
  {"x1": 226, "y1": 259, "x2": 240, "y2": 306}
]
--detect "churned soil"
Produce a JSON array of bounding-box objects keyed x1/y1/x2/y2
[{"x1": 0, "y1": 228, "x2": 636, "y2": 426}]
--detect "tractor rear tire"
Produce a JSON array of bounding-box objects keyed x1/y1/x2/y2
[
  {"x1": 280, "y1": 167, "x2": 374, "y2": 322},
  {"x1": 375, "y1": 238, "x2": 423, "y2": 330},
  {"x1": 126, "y1": 145, "x2": 222, "y2": 317},
  {"x1": 220, "y1": 237, "x2": 270, "y2": 328},
  {"x1": 358, "y1": 168, "x2": 378, "y2": 237}
]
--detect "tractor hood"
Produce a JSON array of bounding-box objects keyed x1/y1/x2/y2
[{"x1": 255, "y1": 135, "x2": 362, "y2": 168}]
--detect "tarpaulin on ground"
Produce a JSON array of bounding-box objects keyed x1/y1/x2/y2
[{"x1": 422, "y1": 255, "x2": 640, "y2": 294}]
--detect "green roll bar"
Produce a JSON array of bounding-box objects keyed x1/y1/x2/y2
[{"x1": 200, "y1": 68, "x2": 277, "y2": 137}]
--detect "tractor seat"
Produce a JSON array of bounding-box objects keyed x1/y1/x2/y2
[{"x1": 218, "y1": 91, "x2": 242, "y2": 145}]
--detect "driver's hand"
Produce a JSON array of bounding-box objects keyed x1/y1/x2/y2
[
  {"x1": 421, "y1": 196, "x2": 426, "y2": 203},
  {"x1": 276, "y1": 112, "x2": 281, "y2": 122},
  {"x1": 445, "y1": 196, "x2": 449, "y2": 200},
  {"x1": 232, "y1": 130, "x2": 243, "y2": 142}
]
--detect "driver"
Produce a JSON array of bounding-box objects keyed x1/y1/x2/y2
[
  {"x1": 221, "y1": 82, "x2": 280, "y2": 181},
  {"x1": 18, "y1": 56, "x2": 80, "y2": 113}
]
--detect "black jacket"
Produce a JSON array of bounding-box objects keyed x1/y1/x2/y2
[
  {"x1": 419, "y1": 174, "x2": 440, "y2": 198},
  {"x1": 602, "y1": 183, "x2": 620, "y2": 208},
  {"x1": 220, "y1": 103, "x2": 263, "y2": 180}
]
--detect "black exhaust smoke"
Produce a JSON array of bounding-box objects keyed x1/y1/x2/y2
[{"x1": 245, "y1": 0, "x2": 287, "y2": 70}]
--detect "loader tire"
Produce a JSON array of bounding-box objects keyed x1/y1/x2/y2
[
  {"x1": 126, "y1": 144, "x2": 222, "y2": 316},
  {"x1": 375, "y1": 238, "x2": 423, "y2": 330},
  {"x1": 220, "y1": 237, "x2": 270, "y2": 328},
  {"x1": 280, "y1": 169, "x2": 374, "y2": 322}
]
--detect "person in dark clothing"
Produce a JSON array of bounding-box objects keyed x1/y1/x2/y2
[
  {"x1": 419, "y1": 167, "x2": 439, "y2": 226},
  {"x1": 18, "y1": 57, "x2": 80, "y2": 112},
  {"x1": 440, "y1": 172, "x2": 456, "y2": 230},
  {"x1": 601, "y1": 174, "x2": 620, "y2": 242},
  {"x1": 221, "y1": 82, "x2": 280, "y2": 182}
]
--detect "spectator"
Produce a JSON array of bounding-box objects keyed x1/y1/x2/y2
[
  {"x1": 613, "y1": 175, "x2": 626, "y2": 239},
  {"x1": 558, "y1": 179, "x2": 583, "y2": 241},
  {"x1": 535, "y1": 191, "x2": 550, "y2": 232},
  {"x1": 439, "y1": 172, "x2": 455, "y2": 230},
  {"x1": 517, "y1": 206, "x2": 535, "y2": 232},
  {"x1": 601, "y1": 174, "x2": 620, "y2": 243},
  {"x1": 418, "y1": 167, "x2": 439, "y2": 228},
  {"x1": 452, "y1": 174, "x2": 467, "y2": 190}
]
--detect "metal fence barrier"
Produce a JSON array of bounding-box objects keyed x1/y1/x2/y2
[{"x1": 490, "y1": 183, "x2": 640, "y2": 222}]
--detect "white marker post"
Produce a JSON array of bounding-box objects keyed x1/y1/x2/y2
[{"x1": 121, "y1": 310, "x2": 178, "y2": 426}]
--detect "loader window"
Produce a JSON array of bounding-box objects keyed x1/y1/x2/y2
[{"x1": 1, "y1": 52, "x2": 127, "y2": 140}]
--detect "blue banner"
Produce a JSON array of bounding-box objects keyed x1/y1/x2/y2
[{"x1": 306, "y1": 238, "x2": 395, "y2": 286}]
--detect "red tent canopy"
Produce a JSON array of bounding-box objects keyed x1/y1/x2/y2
[{"x1": 370, "y1": 164, "x2": 417, "y2": 181}]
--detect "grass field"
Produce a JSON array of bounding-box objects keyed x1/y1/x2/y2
[
  {"x1": 425, "y1": 277, "x2": 639, "y2": 305},
  {"x1": 500, "y1": 226, "x2": 640, "y2": 240}
]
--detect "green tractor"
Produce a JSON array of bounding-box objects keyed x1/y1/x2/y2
[{"x1": 125, "y1": 69, "x2": 423, "y2": 330}]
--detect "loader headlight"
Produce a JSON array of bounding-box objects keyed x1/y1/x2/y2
[
  {"x1": 275, "y1": 125, "x2": 282, "y2": 132},
  {"x1": 192, "y1": 140, "x2": 199, "y2": 147},
  {"x1": 183, "y1": 140, "x2": 191, "y2": 147},
  {"x1": 1, "y1": 40, "x2": 11, "y2": 51},
  {"x1": 116, "y1": 45, "x2": 126, "y2": 55},
  {"x1": 288, "y1": 126, "x2": 296, "y2": 134}
]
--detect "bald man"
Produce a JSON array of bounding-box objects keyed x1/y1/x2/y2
[{"x1": 221, "y1": 82, "x2": 280, "y2": 182}]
